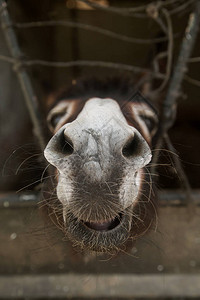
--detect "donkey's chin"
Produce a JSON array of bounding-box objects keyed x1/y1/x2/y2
[{"x1": 64, "y1": 207, "x2": 133, "y2": 253}]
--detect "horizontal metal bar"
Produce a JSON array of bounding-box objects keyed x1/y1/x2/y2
[
  {"x1": 0, "y1": 273, "x2": 200, "y2": 298},
  {"x1": 158, "y1": 189, "x2": 200, "y2": 206},
  {"x1": 0, "y1": 190, "x2": 200, "y2": 208},
  {"x1": 0, "y1": 192, "x2": 39, "y2": 208}
]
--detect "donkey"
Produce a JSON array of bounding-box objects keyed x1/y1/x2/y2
[{"x1": 44, "y1": 77, "x2": 158, "y2": 253}]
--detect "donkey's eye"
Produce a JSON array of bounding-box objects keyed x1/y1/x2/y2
[
  {"x1": 140, "y1": 115, "x2": 157, "y2": 133},
  {"x1": 50, "y1": 112, "x2": 66, "y2": 128}
]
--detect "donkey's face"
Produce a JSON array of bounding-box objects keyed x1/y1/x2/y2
[{"x1": 44, "y1": 80, "x2": 158, "y2": 253}]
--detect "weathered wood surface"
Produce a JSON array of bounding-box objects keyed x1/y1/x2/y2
[
  {"x1": 0, "y1": 273, "x2": 200, "y2": 298},
  {"x1": 0, "y1": 191, "x2": 200, "y2": 277}
]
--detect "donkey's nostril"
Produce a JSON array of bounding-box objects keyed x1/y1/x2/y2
[
  {"x1": 59, "y1": 132, "x2": 74, "y2": 155},
  {"x1": 122, "y1": 134, "x2": 141, "y2": 158}
]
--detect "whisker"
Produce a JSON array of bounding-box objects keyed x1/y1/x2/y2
[
  {"x1": 40, "y1": 163, "x2": 51, "y2": 182},
  {"x1": 15, "y1": 153, "x2": 42, "y2": 175},
  {"x1": 16, "y1": 175, "x2": 55, "y2": 193}
]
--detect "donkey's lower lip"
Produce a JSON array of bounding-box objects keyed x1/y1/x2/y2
[
  {"x1": 65, "y1": 209, "x2": 132, "y2": 252},
  {"x1": 83, "y1": 215, "x2": 122, "y2": 232}
]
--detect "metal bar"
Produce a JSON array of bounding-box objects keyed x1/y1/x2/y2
[
  {"x1": 162, "y1": 1, "x2": 200, "y2": 132},
  {"x1": 0, "y1": 192, "x2": 40, "y2": 208},
  {"x1": 0, "y1": 0, "x2": 47, "y2": 151},
  {"x1": 152, "y1": 2, "x2": 200, "y2": 203},
  {"x1": 0, "y1": 273, "x2": 200, "y2": 298},
  {"x1": 12, "y1": 20, "x2": 171, "y2": 44},
  {"x1": 0, "y1": 190, "x2": 200, "y2": 208},
  {"x1": 158, "y1": 190, "x2": 200, "y2": 206}
]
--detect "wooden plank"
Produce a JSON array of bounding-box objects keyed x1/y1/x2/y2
[
  {"x1": 0, "y1": 192, "x2": 200, "y2": 275},
  {"x1": 0, "y1": 274, "x2": 200, "y2": 298}
]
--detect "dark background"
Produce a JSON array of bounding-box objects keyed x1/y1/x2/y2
[{"x1": 0, "y1": 0, "x2": 200, "y2": 191}]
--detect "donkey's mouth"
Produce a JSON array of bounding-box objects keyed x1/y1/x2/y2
[
  {"x1": 83, "y1": 214, "x2": 122, "y2": 232},
  {"x1": 66, "y1": 210, "x2": 132, "y2": 252}
]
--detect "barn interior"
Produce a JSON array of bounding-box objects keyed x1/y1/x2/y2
[{"x1": 0, "y1": 0, "x2": 200, "y2": 299}]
